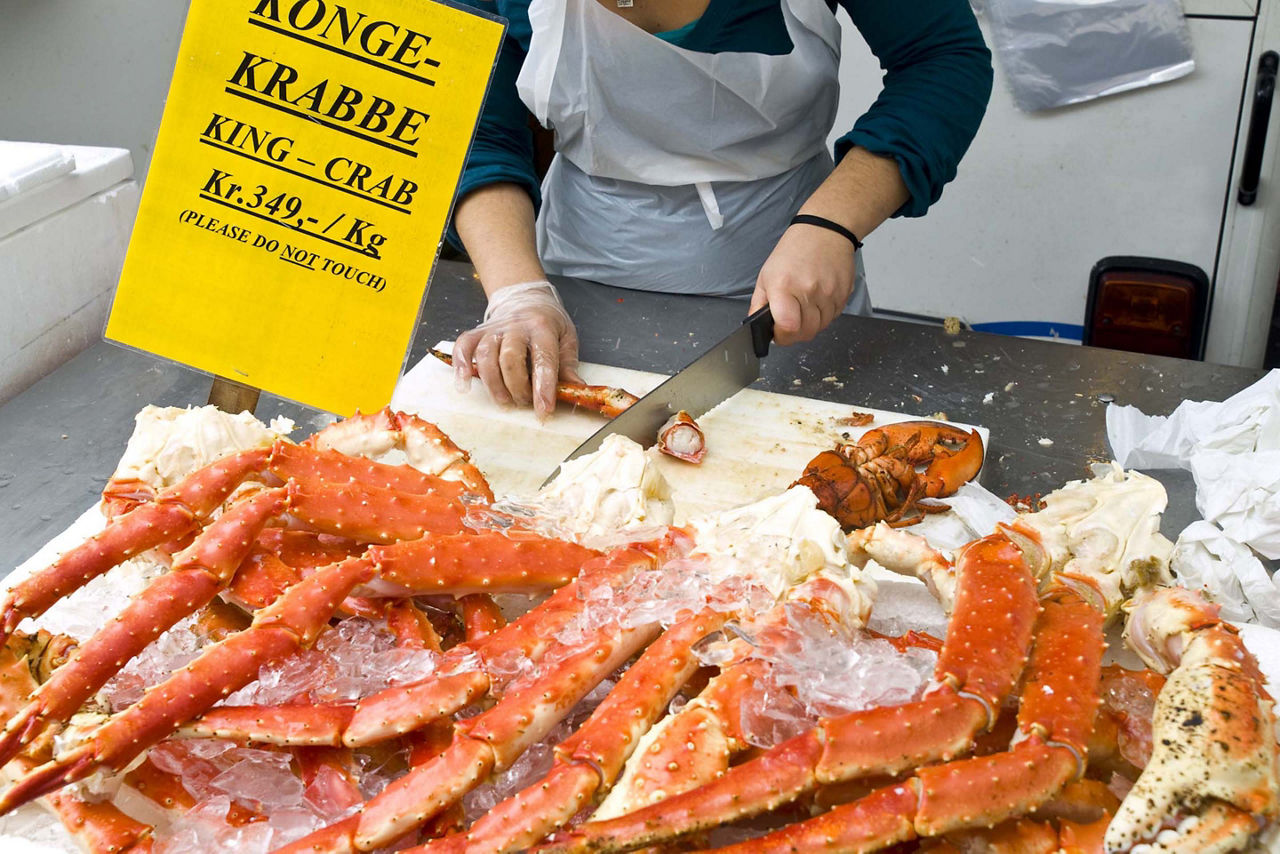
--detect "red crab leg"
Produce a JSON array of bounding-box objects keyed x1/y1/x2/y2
[
  {"x1": 0, "y1": 447, "x2": 269, "y2": 644},
  {"x1": 45, "y1": 787, "x2": 155, "y2": 853},
  {"x1": 225, "y1": 528, "x2": 364, "y2": 611},
  {"x1": 591, "y1": 657, "x2": 770, "y2": 823},
  {"x1": 305, "y1": 408, "x2": 493, "y2": 502},
  {"x1": 286, "y1": 478, "x2": 468, "y2": 543},
  {"x1": 355, "y1": 620, "x2": 661, "y2": 851},
  {"x1": 272, "y1": 604, "x2": 458, "y2": 854},
  {"x1": 460, "y1": 593, "x2": 506, "y2": 641},
  {"x1": 384, "y1": 598, "x2": 445, "y2": 650},
  {"x1": 0, "y1": 488, "x2": 287, "y2": 767},
  {"x1": 696, "y1": 582, "x2": 1105, "y2": 854},
  {"x1": 342, "y1": 544, "x2": 655, "y2": 746},
  {"x1": 0, "y1": 554, "x2": 377, "y2": 814},
  {"x1": 268, "y1": 440, "x2": 475, "y2": 497},
  {"x1": 537, "y1": 531, "x2": 1040, "y2": 853},
  {"x1": 362, "y1": 532, "x2": 599, "y2": 596},
  {"x1": 430, "y1": 610, "x2": 732, "y2": 854},
  {"x1": 181, "y1": 544, "x2": 637, "y2": 749}
]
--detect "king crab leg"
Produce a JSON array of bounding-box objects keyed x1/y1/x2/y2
[
  {"x1": 689, "y1": 579, "x2": 1104, "y2": 853},
  {"x1": 408, "y1": 609, "x2": 735, "y2": 854},
  {"x1": 0, "y1": 526, "x2": 615, "y2": 815},
  {"x1": 0, "y1": 488, "x2": 287, "y2": 768},
  {"x1": 0, "y1": 447, "x2": 271, "y2": 645},
  {"x1": 429, "y1": 349, "x2": 639, "y2": 419},
  {"x1": 0, "y1": 633, "x2": 158, "y2": 853},
  {"x1": 536, "y1": 530, "x2": 1041, "y2": 853}
]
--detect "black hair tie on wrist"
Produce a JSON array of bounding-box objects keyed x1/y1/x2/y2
[{"x1": 789, "y1": 214, "x2": 863, "y2": 250}]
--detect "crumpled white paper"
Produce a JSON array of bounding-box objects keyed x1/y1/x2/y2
[
  {"x1": 1106, "y1": 369, "x2": 1280, "y2": 470},
  {"x1": 1106, "y1": 370, "x2": 1280, "y2": 560},
  {"x1": 1173, "y1": 521, "x2": 1280, "y2": 628},
  {"x1": 1188, "y1": 451, "x2": 1280, "y2": 560}
]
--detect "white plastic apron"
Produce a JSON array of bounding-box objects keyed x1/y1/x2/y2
[{"x1": 517, "y1": 0, "x2": 870, "y2": 312}]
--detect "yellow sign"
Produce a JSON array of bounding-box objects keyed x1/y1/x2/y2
[{"x1": 106, "y1": 0, "x2": 504, "y2": 414}]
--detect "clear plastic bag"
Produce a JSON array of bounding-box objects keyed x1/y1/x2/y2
[{"x1": 984, "y1": 0, "x2": 1196, "y2": 112}]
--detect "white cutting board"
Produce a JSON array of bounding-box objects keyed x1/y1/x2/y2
[{"x1": 391, "y1": 346, "x2": 990, "y2": 524}]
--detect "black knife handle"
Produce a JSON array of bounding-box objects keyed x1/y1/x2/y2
[{"x1": 745, "y1": 306, "x2": 774, "y2": 358}]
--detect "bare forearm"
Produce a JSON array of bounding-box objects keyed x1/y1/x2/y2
[
  {"x1": 454, "y1": 183, "x2": 546, "y2": 296},
  {"x1": 799, "y1": 148, "x2": 910, "y2": 241}
]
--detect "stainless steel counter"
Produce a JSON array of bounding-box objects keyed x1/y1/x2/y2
[{"x1": 1, "y1": 260, "x2": 1269, "y2": 572}]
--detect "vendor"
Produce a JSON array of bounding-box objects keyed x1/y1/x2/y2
[{"x1": 450, "y1": 0, "x2": 992, "y2": 416}]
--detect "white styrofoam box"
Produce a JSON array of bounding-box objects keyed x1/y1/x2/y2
[
  {"x1": 0, "y1": 141, "x2": 75, "y2": 203},
  {"x1": 0, "y1": 144, "x2": 133, "y2": 238},
  {"x1": 0, "y1": 143, "x2": 139, "y2": 404}
]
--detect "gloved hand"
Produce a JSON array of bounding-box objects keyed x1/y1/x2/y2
[{"x1": 453, "y1": 281, "x2": 582, "y2": 417}]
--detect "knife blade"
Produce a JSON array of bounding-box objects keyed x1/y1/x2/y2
[{"x1": 542, "y1": 307, "x2": 775, "y2": 487}]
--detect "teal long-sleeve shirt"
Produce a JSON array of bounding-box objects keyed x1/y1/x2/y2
[{"x1": 452, "y1": 0, "x2": 992, "y2": 230}]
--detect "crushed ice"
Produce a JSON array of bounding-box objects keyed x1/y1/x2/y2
[
  {"x1": 225, "y1": 617, "x2": 440, "y2": 706},
  {"x1": 696, "y1": 601, "x2": 936, "y2": 748},
  {"x1": 552, "y1": 554, "x2": 776, "y2": 651},
  {"x1": 148, "y1": 740, "x2": 340, "y2": 853}
]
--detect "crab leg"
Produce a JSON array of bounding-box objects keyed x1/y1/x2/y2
[
  {"x1": 459, "y1": 594, "x2": 506, "y2": 641},
  {"x1": 340, "y1": 543, "x2": 657, "y2": 747},
  {"x1": 416, "y1": 610, "x2": 733, "y2": 854},
  {"x1": 304, "y1": 408, "x2": 493, "y2": 501},
  {"x1": 286, "y1": 478, "x2": 469, "y2": 542},
  {"x1": 0, "y1": 488, "x2": 287, "y2": 767},
  {"x1": 537, "y1": 531, "x2": 1040, "y2": 853},
  {"x1": 177, "y1": 543, "x2": 639, "y2": 748},
  {"x1": 0, "y1": 634, "x2": 158, "y2": 852},
  {"x1": 355, "y1": 620, "x2": 662, "y2": 851},
  {"x1": 0, "y1": 447, "x2": 269, "y2": 644},
  {"x1": 0, "y1": 554, "x2": 377, "y2": 813},
  {"x1": 690, "y1": 580, "x2": 1104, "y2": 854},
  {"x1": 268, "y1": 439, "x2": 478, "y2": 497}
]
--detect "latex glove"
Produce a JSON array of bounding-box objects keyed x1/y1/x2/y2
[
  {"x1": 749, "y1": 222, "x2": 857, "y2": 346},
  {"x1": 453, "y1": 281, "x2": 582, "y2": 417}
]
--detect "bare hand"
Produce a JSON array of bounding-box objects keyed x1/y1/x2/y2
[{"x1": 749, "y1": 222, "x2": 858, "y2": 346}]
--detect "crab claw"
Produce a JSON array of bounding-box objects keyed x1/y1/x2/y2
[
  {"x1": 0, "y1": 742, "x2": 98, "y2": 813},
  {"x1": 1106, "y1": 587, "x2": 1280, "y2": 852}
]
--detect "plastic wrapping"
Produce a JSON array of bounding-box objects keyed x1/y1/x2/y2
[{"x1": 984, "y1": 0, "x2": 1195, "y2": 112}]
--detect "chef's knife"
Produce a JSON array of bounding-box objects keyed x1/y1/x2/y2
[{"x1": 542, "y1": 307, "x2": 775, "y2": 486}]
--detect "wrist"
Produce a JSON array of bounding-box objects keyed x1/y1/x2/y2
[{"x1": 788, "y1": 214, "x2": 863, "y2": 251}]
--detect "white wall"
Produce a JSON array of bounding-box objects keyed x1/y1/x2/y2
[{"x1": 0, "y1": 0, "x2": 193, "y2": 182}]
